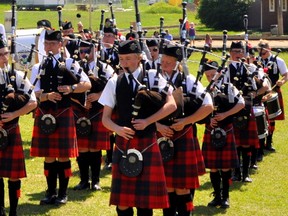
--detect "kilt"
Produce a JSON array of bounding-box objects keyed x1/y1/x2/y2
[
  {"x1": 0, "y1": 124, "x2": 26, "y2": 179},
  {"x1": 233, "y1": 114, "x2": 259, "y2": 148},
  {"x1": 202, "y1": 124, "x2": 239, "y2": 169},
  {"x1": 110, "y1": 133, "x2": 169, "y2": 209},
  {"x1": 160, "y1": 125, "x2": 202, "y2": 189},
  {"x1": 193, "y1": 135, "x2": 206, "y2": 176},
  {"x1": 72, "y1": 104, "x2": 110, "y2": 150},
  {"x1": 30, "y1": 107, "x2": 78, "y2": 158},
  {"x1": 272, "y1": 88, "x2": 285, "y2": 120}
]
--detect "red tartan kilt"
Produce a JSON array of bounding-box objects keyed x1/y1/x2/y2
[
  {"x1": 234, "y1": 114, "x2": 259, "y2": 148},
  {"x1": 0, "y1": 124, "x2": 26, "y2": 178},
  {"x1": 193, "y1": 136, "x2": 206, "y2": 176},
  {"x1": 202, "y1": 124, "x2": 239, "y2": 169},
  {"x1": 158, "y1": 125, "x2": 202, "y2": 189},
  {"x1": 72, "y1": 105, "x2": 110, "y2": 150},
  {"x1": 30, "y1": 107, "x2": 78, "y2": 158},
  {"x1": 110, "y1": 134, "x2": 169, "y2": 209}
]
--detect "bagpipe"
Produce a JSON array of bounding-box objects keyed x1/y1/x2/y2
[
  {"x1": 182, "y1": 44, "x2": 209, "y2": 120},
  {"x1": 0, "y1": 0, "x2": 35, "y2": 150},
  {"x1": 1, "y1": 1, "x2": 37, "y2": 114}
]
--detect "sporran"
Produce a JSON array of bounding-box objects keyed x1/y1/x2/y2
[
  {"x1": 157, "y1": 137, "x2": 174, "y2": 162},
  {"x1": 211, "y1": 127, "x2": 226, "y2": 149},
  {"x1": 40, "y1": 114, "x2": 57, "y2": 135},
  {"x1": 76, "y1": 117, "x2": 92, "y2": 136},
  {"x1": 119, "y1": 149, "x2": 143, "y2": 177}
]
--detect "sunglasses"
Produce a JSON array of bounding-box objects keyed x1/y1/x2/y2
[
  {"x1": 151, "y1": 48, "x2": 158, "y2": 52},
  {"x1": 79, "y1": 49, "x2": 91, "y2": 54}
]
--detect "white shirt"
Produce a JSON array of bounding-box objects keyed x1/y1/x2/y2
[{"x1": 0, "y1": 24, "x2": 6, "y2": 41}]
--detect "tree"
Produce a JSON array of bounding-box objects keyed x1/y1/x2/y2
[{"x1": 197, "y1": 0, "x2": 254, "y2": 31}]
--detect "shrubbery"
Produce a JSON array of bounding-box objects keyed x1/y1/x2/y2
[{"x1": 197, "y1": 0, "x2": 254, "y2": 30}]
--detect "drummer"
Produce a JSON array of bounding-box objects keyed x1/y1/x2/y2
[
  {"x1": 225, "y1": 41, "x2": 267, "y2": 183},
  {"x1": 258, "y1": 39, "x2": 288, "y2": 152}
]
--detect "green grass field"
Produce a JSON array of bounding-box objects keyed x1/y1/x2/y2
[
  {"x1": 1, "y1": 2, "x2": 288, "y2": 216},
  {"x1": 1, "y1": 2, "x2": 242, "y2": 37},
  {"x1": 10, "y1": 51, "x2": 288, "y2": 216}
]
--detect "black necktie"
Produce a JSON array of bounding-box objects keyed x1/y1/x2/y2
[
  {"x1": 152, "y1": 61, "x2": 155, "y2": 69},
  {"x1": 128, "y1": 74, "x2": 134, "y2": 93},
  {"x1": 236, "y1": 63, "x2": 241, "y2": 74}
]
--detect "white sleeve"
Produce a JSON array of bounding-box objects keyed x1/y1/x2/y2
[
  {"x1": 98, "y1": 75, "x2": 117, "y2": 109},
  {"x1": 277, "y1": 57, "x2": 288, "y2": 75},
  {"x1": 16, "y1": 71, "x2": 36, "y2": 101},
  {"x1": 66, "y1": 58, "x2": 90, "y2": 83},
  {"x1": 30, "y1": 63, "x2": 41, "y2": 92},
  {"x1": 186, "y1": 75, "x2": 212, "y2": 105}
]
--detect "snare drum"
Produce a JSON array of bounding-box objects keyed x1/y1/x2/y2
[
  {"x1": 265, "y1": 92, "x2": 282, "y2": 119},
  {"x1": 253, "y1": 106, "x2": 268, "y2": 139}
]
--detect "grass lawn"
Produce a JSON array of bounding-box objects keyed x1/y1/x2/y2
[
  {"x1": 6, "y1": 51, "x2": 287, "y2": 216},
  {"x1": 0, "y1": 2, "x2": 243, "y2": 38},
  {"x1": 1, "y1": 2, "x2": 288, "y2": 215}
]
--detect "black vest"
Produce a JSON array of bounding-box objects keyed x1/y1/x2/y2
[
  {"x1": 229, "y1": 64, "x2": 250, "y2": 95},
  {"x1": 40, "y1": 61, "x2": 72, "y2": 109},
  {"x1": 266, "y1": 55, "x2": 280, "y2": 87},
  {"x1": 116, "y1": 73, "x2": 155, "y2": 137},
  {"x1": 213, "y1": 84, "x2": 240, "y2": 125}
]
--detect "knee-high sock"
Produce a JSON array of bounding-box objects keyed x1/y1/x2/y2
[
  {"x1": 210, "y1": 171, "x2": 221, "y2": 198},
  {"x1": 221, "y1": 170, "x2": 231, "y2": 199},
  {"x1": 116, "y1": 207, "x2": 133, "y2": 216},
  {"x1": 89, "y1": 151, "x2": 102, "y2": 184},
  {"x1": 176, "y1": 194, "x2": 193, "y2": 216},
  {"x1": 8, "y1": 180, "x2": 21, "y2": 216},
  {"x1": 136, "y1": 208, "x2": 152, "y2": 216},
  {"x1": 242, "y1": 147, "x2": 251, "y2": 177},
  {"x1": 163, "y1": 192, "x2": 177, "y2": 216},
  {"x1": 44, "y1": 161, "x2": 58, "y2": 195},
  {"x1": 58, "y1": 161, "x2": 72, "y2": 197},
  {"x1": 250, "y1": 146, "x2": 258, "y2": 165},
  {"x1": 76, "y1": 152, "x2": 90, "y2": 183}
]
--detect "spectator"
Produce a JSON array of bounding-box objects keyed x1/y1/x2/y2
[
  {"x1": 204, "y1": 33, "x2": 213, "y2": 51},
  {"x1": 188, "y1": 22, "x2": 196, "y2": 46},
  {"x1": 164, "y1": 29, "x2": 173, "y2": 41}
]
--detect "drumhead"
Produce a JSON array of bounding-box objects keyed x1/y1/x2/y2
[{"x1": 14, "y1": 28, "x2": 45, "y2": 70}]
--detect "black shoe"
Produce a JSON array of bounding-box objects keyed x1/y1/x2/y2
[
  {"x1": 221, "y1": 198, "x2": 230, "y2": 209},
  {"x1": 242, "y1": 176, "x2": 252, "y2": 183},
  {"x1": 232, "y1": 174, "x2": 241, "y2": 181},
  {"x1": 40, "y1": 191, "x2": 57, "y2": 205},
  {"x1": 257, "y1": 153, "x2": 263, "y2": 162},
  {"x1": 55, "y1": 195, "x2": 68, "y2": 205},
  {"x1": 104, "y1": 162, "x2": 112, "y2": 171},
  {"x1": 73, "y1": 181, "x2": 90, "y2": 190},
  {"x1": 250, "y1": 164, "x2": 258, "y2": 170},
  {"x1": 91, "y1": 182, "x2": 101, "y2": 191},
  {"x1": 208, "y1": 197, "x2": 222, "y2": 207},
  {"x1": 265, "y1": 146, "x2": 276, "y2": 152}
]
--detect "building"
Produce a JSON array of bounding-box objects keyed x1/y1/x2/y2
[{"x1": 248, "y1": 0, "x2": 288, "y2": 34}]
